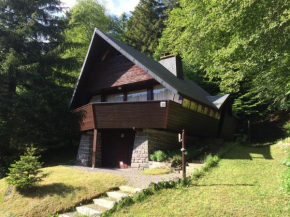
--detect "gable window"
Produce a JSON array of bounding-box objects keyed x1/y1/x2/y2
[
  {"x1": 153, "y1": 84, "x2": 172, "y2": 100},
  {"x1": 106, "y1": 93, "x2": 124, "y2": 102},
  {"x1": 90, "y1": 95, "x2": 101, "y2": 103},
  {"x1": 127, "y1": 89, "x2": 147, "y2": 102}
]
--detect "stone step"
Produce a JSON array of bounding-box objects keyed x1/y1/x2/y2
[
  {"x1": 93, "y1": 198, "x2": 115, "y2": 209},
  {"x1": 107, "y1": 191, "x2": 129, "y2": 201},
  {"x1": 119, "y1": 186, "x2": 142, "y2": 194},
  {"x1": 59, "y1": 212, "x2": 78, "y2": 217},
  {"x1": 76, "y1": 206, "x2": 102, "y2": 216}
]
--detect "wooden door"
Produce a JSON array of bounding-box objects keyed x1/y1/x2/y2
[{"x1": 101, "y1": 130, "x2": 135, "y2": 168}]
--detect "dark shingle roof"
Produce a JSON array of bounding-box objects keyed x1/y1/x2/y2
[{"x1": 70, "y1": 29, "x2": 229, "y2": 110}]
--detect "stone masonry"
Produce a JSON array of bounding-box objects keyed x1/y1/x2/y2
[
  {"x1": 131, "y1": 129, "x2": 199, "y2": 170},
  {"x1": 131, "y1": 132, "x2": 149, "y2": 170},
  {"x1": 76, "y1": 131, "x2": 102, "y2": 167}
]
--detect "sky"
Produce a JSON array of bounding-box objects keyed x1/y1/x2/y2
[{"x1": 61, "y1": 0, "x2": 140, "y2": 16}]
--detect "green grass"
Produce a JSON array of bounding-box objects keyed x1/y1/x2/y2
[
  {"x1": 111, "y1": 142, "x2": 290, "y2": 217},
  {"x1": 0, "y1": 166, "x2": 126, "y2": 217},
  {"x1": 141, "y1": 167, "x2": 172, "y2": 175}
]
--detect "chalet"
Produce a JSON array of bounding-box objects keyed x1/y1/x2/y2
[{"x1": 70, "y1": 29, "x2": 238, "y2": 170}]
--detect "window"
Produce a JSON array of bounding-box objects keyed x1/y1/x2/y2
[
  {"x1": 197, "y1": 105, "x2": 204, "y2": 113},
  {"x1": 173, "y1": 94, "x2": 181, "y2": 103},
  {"x1": 90, "y1": 95, "x2": 101, "y2": 103},
  {"x1": 182, "y1": 98, "x2": 191, "y2": 108},
  {"x1": 203, "y1": 107, "x2": 209, "y2": 115},
  {"x1": 153, "y1": 85, "x2": 172, "y2": 100},
  {"x1": 106, "y1": 93, "x2": 124, "y2": 102},
  {"x1": 127, "y1": 89, "x2": 147, "y2": 102},
  {"x1": 190, "y1": 102, "x2": 198, "y2": 111},
  {"x1": 210, "y1": 109, "x2": 215, "y2": 117},
  {"x1": 215, "y1": 112, "x2": 221, "y2": 119}
]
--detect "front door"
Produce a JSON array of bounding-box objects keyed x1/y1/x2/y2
[{"x1": 101, "y1": 130, "x2": 135, "y2": 168}]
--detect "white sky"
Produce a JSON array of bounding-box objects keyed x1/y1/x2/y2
[{"x1": 61, "y1": 0, "x2": 139, "y2": 16}]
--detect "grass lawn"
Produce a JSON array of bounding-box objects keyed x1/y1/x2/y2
[
  {"x1": 0, "y1": 166, "x2": 126, "y2": 217},
  {"x1": 112, "y1": 142, "x2": 290, "y2": 217},
  {"x1": 142, "y1": 167, "x2": 172, "y2": 175}
]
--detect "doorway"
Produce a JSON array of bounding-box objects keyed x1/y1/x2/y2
[{"x1": 101, "y1": 129, "x2": 135, "y2": 168}]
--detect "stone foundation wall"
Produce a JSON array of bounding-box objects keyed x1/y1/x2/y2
[
  {"x1": 130, "y1": 130, "x2": 198, "y2": 170},
  {"x1": 76, "y1": 131, "x2": 102, "y2": 167},
  {"x1": 131, "y1": 132, "x2": 149, "y2": 170}
]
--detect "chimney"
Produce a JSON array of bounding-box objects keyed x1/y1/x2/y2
[{"x1": 159, "y1": 54, "x2": 183, "y2": 79}]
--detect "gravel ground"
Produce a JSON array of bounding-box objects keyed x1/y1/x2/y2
[{"x1": 66, "y1": 166, "x2": 189, "y2": 189}]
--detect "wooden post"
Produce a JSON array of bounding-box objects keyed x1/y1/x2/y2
[
  {"x1": 92, "y1": 129, "x2": 97, "y2": 168},
  {"x1": 181, "y1": 129, "x2": 186, "y2": 179}
]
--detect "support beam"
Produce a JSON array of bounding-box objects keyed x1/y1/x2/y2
[{"x1": 92, "y1": 129, "x2": 97, "y2": 168}]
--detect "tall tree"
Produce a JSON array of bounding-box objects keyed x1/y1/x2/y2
[
  {"x1": 156, "y1": 0, "x2": 290, "y2": 115},
  {"x1": 0, "y1": 0, "x2": 77, "y2": 163},
  {"x1": 125, "y1": 0, "x2": 166, "y2": 57},
  {"x1": 63, "y1": 0, "x2": 111, "y2": 74}
]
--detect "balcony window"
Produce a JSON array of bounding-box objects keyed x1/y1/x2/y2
[
  {"x1": 190, "y1": 102, "x2": 198, "y2": 111},
  {"x1": 153, "y1": 85, "x2": 172, "y2": 100},
  {"x1": 90, "y1": 95, "x2": 101, "y2": 103},
  {"x1": 106, "y1": 93, "x2": 124, "y2": 102},
  {"x1": 127, "y1": 89, "x2": 147, "y2": 102},
  {"x1": 182, "y1": 98, "x2": 191, "y2": 108}
]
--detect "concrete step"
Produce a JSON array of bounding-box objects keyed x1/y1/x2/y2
[
  {"x1": 59, "y1": 212, "x2": 78, "y2": 217},
  {"x1": 76, "y1": 206, "x2": 102, "y2": 216},
  {"x1": 107, "y1": 191, "x2": 129, "y2": 201},
  {"x1": 119, "y1": 186, "x2": 141, "y2": 194},
  {"x1": 93, "y1": 198, "x2": 115, "y2": 209}
]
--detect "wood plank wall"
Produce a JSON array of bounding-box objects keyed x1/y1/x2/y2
[
  {"x1": 93, "y1": 101, "x2": 167, "y2": 129},
  {"x1": 72, "y1": 104, "x2": 95, "y2": 131},
  {"x1": 166, "y1": 101, "x2": 219, "y2": 137},
  {"x1": 220, "y1": 113, "x2": 239, "y2": 140}
]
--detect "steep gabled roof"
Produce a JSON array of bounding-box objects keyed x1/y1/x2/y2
[{"x1": 70, "y1": 28, "x2": 228, "y2": 110}]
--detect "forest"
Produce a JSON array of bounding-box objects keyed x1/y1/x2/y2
[{"x1": 0, "y1": 0, "x2": 289, "y2": 177}]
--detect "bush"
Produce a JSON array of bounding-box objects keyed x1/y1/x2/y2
[
  {"x1": 149, "y1": 150, "x2": 168, "y2": 162},
  {"x1": 283, "y1": 123, "x2": 290, "y2": 137},
  {"x1": 170, "y1": 155, "x2": 181, "y2": 168},
  {"x1": 5, "y1": 147, "x2": 48, "y2": 190}
]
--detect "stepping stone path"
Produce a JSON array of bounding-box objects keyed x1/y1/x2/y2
[{"x1": 60, "y1": 186, "x2": 141, "y2": 217}]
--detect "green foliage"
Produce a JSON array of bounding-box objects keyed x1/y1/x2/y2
[
  {"x1": 5, "y1": 147, "x2": 48, "y2": 190},
  {"x1": 156, "y1": 0, "x2": 290, "y2": 114},
  {"x1": 169, "y1": 155, "x2": 181, "y2": 168},
  {"x1": 0, "y1": 0, "x2": 79, "y2": 161},
  {"x1": 283, "y1": 123, "x2": 290, "y2": 137},
  {"x1": 63, "y1": 0, "x2": 111, "y2": 74},
  {"x1": 125, "y1": 0, "x2": 167, "y2": 56},
  {"x1": 281, "y1": 168, "x2": 290, "y2": 193},
  {"x1": 149, "y1": 150, "x2": 168, "y2": 162}
]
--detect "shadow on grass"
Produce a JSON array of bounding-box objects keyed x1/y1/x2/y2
[
  {"x1": 222, "y1": 143, "x2": 274, "y2": 160},
  {"x1": 19, "y1": 183, "x2": 86, "y2": 198}
]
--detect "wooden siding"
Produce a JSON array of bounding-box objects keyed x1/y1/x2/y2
[
  {"x1": 93, "y1": 101, "x2": 167, "y2": 129},
  {"x1": 86, "y1": 55, "x2": 153, "y2": 93},
  {"x1": 72, "y1": 104, "x2": 95, "y2": 131},
  {"x1": 166, "y1": 101, "x2": 219, "y2": 137},
  {"x1": 220, "y1": 113, "x2": 238, "y2": 140}
]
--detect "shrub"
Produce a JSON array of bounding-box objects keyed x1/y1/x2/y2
[
  {"x1": 149, "y1": 150, "x2": 168, "y2": 162},
  {"x1": 5, "y1": 147, "x2": 48, "y2": 190},
  {"x1": 283, "y1": 123, "x2": 290, "y2": 137},
  {"x1": 170, "y1": 155, "x2": 181, "y2": 168}
]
